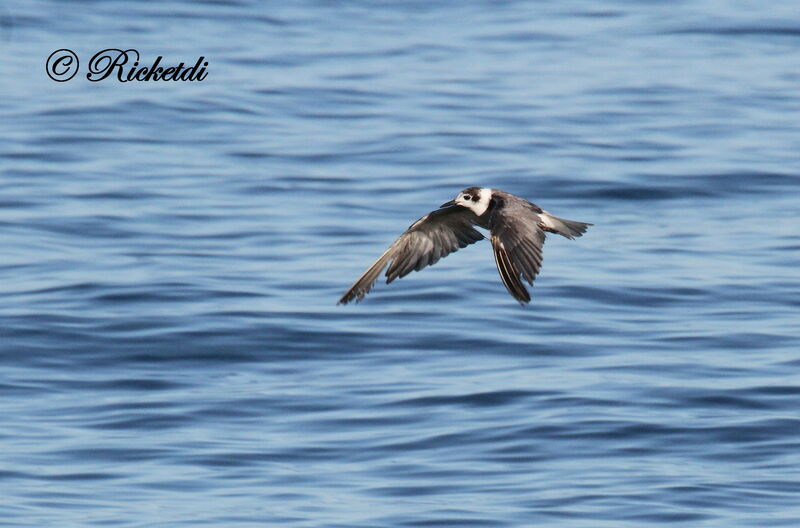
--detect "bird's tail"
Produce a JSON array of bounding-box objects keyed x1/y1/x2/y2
[{"x1": 540, "y1": 212, "x2": 592, "y2": 240}]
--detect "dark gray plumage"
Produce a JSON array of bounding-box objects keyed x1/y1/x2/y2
[
  {"x1": 338, "y1": 187, "x2": 591, "y2": 305},
  {"x1": 338, "y1": 204, "x2": 484, "y2": 304}
]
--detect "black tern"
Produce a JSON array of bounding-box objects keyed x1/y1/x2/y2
[{"x1": 338, "y1": 187, "x2": 592, "y2": 305}]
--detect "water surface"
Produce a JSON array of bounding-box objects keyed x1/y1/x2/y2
[{"x1": 1, "y1": 1, "x2": 799, "y2": 526}]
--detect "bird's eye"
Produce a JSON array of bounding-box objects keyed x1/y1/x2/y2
[{"x1": 463, "y1": 195, "x2": 471, "y2": 201}]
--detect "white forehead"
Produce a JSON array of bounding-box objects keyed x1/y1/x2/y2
[
  {"x1": 457, "y1": 187, "x2": 491, "y2": 216},
  {"x1": 460, "y1": 187, "x2": 490, "y2": 197}
]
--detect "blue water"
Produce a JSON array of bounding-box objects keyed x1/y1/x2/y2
[{"x1": 2, "y1": 1, "x2": 800, "y2": 526}]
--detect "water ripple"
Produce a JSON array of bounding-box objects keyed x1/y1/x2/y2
[{"x1": 2, "y1": 0, "x2": 799, "y2": 526}]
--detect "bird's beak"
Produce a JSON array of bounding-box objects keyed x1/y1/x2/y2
[{"x1": 440, "y1": 200, "x2": 456, "y2": 208}]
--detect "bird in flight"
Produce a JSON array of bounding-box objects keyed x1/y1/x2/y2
[{"x1": 338, "y1": 187, "x2": 591, "y2": 305}]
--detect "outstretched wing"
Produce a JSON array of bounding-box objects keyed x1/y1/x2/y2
[
  {"x1": 338, "y1": 205, "x2": 484, "y2": 304},
  {"x1": 489, "y1": 205, "x2": 546, "y2": 305}
]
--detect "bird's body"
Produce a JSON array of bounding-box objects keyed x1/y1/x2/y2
[{"x1": 338, "y1": 187, "x2": 591, "y2": 305}]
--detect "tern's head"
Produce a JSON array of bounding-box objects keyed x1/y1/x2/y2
[{"x1": 449, "y1": 187, "x2": 491, "y2": 216}]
